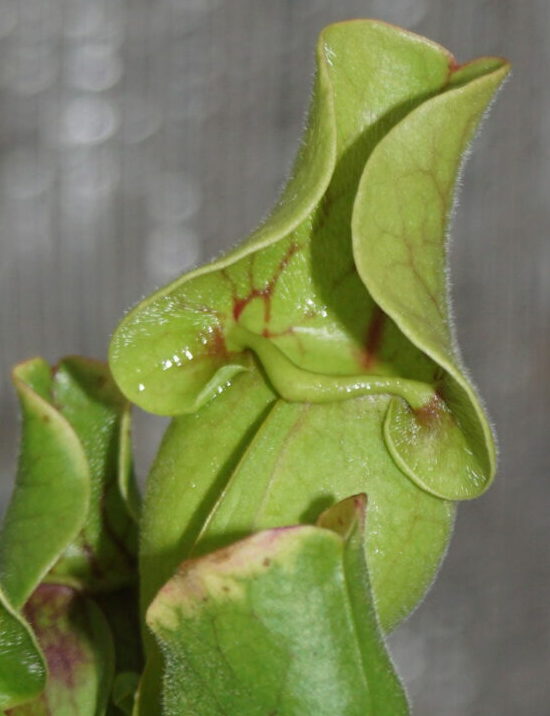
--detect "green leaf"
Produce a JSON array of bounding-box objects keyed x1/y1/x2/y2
[
  {"x1": 7, "y1": 584, "x2": 115, "y2": 715},
  {"x1": 136, "y1": 366, "x2": 276, "y2": 714},
  {"x1": 110, "y1": 20, "x2": 454, "y2": 415},
  {"x1": 147, "y1": 495, "x2": 408, "y2": 716},
  {"x1": 110, "y1": 20, "x2": 508, "y2": 502},
  {"x1": 0, "y1": 357, "x2": 138, "y2": 608},
  {"x1": 352, "y1": 59, "x2": 507, "y2": 498},
  {"x1": 127, "y1": 22, "x2": 508, "y2": 711},
  {"x1": 139, "y1": 362, "x2": 275, "y2": 613},
  {"x1": 137, "y1": 369, "x2": 451, "y2": 711},
  {"x1": 0, "y1": 358, "x2": 139, "y2": 711},
  {"x1": 45, "y1": 357, "x2": 138, "y2": 592},
  {"x1": 0, "y1": 585, "x2": 45, "y2": 710},
  {"x1": 96, "y1": 589, "x2": 143, "y2": 676},
  {"x1": 0, "y1": 359, "x2": 90, "y2": 610},
  {"x1": 95, "y1": 587, "x2": 143, "y2": 708},
  {"x1": 141, "y1": 366, "x2": 453, "y2": 634},
  {"x1": 111, "y1": 672, "x2": 140, "y2": 715}
]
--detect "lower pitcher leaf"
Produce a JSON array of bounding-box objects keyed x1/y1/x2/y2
[
  {"x1": 6, "y1": 584, "x2": 115, "y2": 716},
  {"x1": 0, "y1": 586, "x2": 46, "y2": 711},
  {"x1": 141, "y1": 366, "x2": 454, "y2": 636},
  {"x1": 147, "y1": 496, "x2": 408, "y2": 716}
]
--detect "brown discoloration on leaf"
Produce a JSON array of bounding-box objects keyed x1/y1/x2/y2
[
  {"x1": 197, "y1": 324, "x2": 229, "y2": 361},
  {"x1": 413, "y1": 394, "x2": 447, "y2": 429},
  {"x1": 360, "y1": 306, "x2": 386, "y2": 370},
  {"x1": 149, "y1": 527, "x2": 308, "y2": 627},
  {"x1": 23, "y1": 584, "x2": 89, "y2": 690},
  {"x1": 316, "y1": 494, "x2": 367, "y2": 539},
  {"x1": 230, "y1": 242, "x2": 301, "y2": 326}
]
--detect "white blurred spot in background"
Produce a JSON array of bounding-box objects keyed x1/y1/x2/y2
[
  {"x1": 60, "y1": 147, "x2": 120, "y2": 217},
  {"x1": 145, "y1": 171, "x2": 202, "y2": 281},
  {"x1": 146, "y1": 226, "x2": 201, "y2": 282},
  {"x1": 66, "y1": 43, "x2": 123, "y2": 92},
  {"x1": 58, "y1": 97, "x2": 120, "y2": 146},
  {"x1": 146, "y1": 171, "x2": 201, "y2": 224}
]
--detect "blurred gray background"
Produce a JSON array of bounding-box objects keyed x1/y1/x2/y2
[{"x1": 0, "y1": 1, "x2": 547, "y2": 713}]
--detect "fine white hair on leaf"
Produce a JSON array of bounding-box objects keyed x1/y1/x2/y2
[{"x1": 442, "y1": 76, "x2": 510, "y2": 463}]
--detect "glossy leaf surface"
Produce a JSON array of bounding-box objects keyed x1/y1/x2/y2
[
  {"x1": 147, "y1": 496, "x2": 409, "y2": 716},
  {"x1": 110, "y1": 20, "x2": 508, "y2": 501}
]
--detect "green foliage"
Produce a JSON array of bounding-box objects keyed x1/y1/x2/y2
[
  {"x1": 148, "y1": 496, "x2": 409, "y2": 716},
  {"x1": 8, "y1": 584, "x2": 115, "y2": 716},
  {"x1": 113, "y1": 21, "x2": 507, "y2": 712},
  {"x1": 0, "y1": 19, "x2": 508, "y2": 716},
  {"x1": 140, "y1": 367, "x2": 454, "y2": 634},
  {"x1": 110, "y1": 22, "x2": 506, "y2": 502},
  {"x1": 0, "y1": 585, "x2": 45, "y2": 710},
  {"x1": 0, "y1": 359, "x2": 139, "y2": 712}
]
